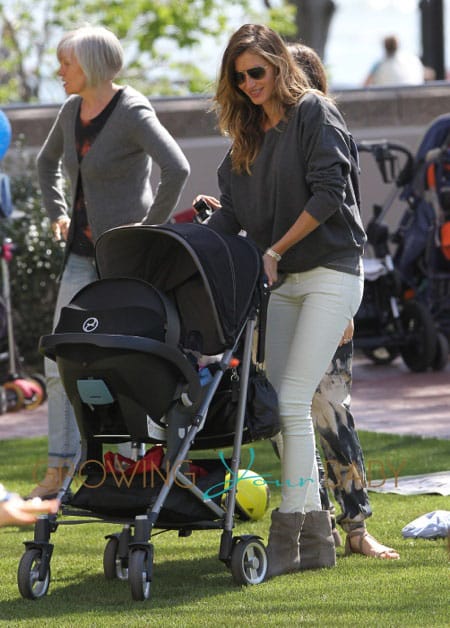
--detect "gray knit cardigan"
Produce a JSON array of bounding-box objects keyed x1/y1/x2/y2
[{"x1": 37, "y1": 86, "x2": 190, "y2": 242}]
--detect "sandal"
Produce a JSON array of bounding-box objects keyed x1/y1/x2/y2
[{"x1": 345, "y1": 528, "x2": 400, "y2": 559}]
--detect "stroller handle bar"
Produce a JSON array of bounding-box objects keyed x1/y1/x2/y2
[{"x1": 357, "y1": 140, "x2": 414, "y2": 188}]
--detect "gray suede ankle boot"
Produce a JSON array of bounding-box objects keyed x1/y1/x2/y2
[
  {"x1": 266, "y1": 509, "x2": 305, "y2": 579},
  {"x1": 299, "y1": 510, "x2": 336, "y2": 570}
]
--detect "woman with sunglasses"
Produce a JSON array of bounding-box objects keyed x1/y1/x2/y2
[
  {"x1": 288, "y1": 42, "x2": 400, "y2": 562},
  {"x1": 206, "y1": 24, "x2": 366, "y2": 579}
]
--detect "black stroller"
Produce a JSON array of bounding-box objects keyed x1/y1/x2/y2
[
  {"x1": 18, "y1": 223, "x2": 279, "y2": 601},
  {"x1": 393, "y1": 114, "x2": 450, "y2": 359},
  {"x1": 354, "y1": 140, "x2": 444, "y2": 371}
]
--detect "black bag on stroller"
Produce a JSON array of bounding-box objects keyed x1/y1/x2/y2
[{"x1": 196, "y1": 361, "x2": 280, "y2": 448}]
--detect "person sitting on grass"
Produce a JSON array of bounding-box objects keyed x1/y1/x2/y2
[{"x1": 0, "y1": 483, "x2": 58, "y2": 527}]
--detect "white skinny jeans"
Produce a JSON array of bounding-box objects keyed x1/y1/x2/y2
[{"x1": 265, "y1": 266, "x2": 364, "y2": 514}]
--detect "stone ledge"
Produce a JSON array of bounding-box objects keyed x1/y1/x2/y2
[
  {"x1": 336, "y1": 83, "x2": 450, "y2": 128},
  {"x1": 2, "y1": 83, "x2": 450, "y2": 147}
]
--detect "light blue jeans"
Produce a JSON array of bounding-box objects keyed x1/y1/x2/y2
[
  {"x1": 265, "y1": 266, "x2": 364, "y2": 514},
  {"x1": 45, "y1": 253, "x2": 98, "y2": 468}
]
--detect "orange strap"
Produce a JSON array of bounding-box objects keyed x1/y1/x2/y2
[{"x1": 426, "y1": 163, "x2": 437, "y2": 190}]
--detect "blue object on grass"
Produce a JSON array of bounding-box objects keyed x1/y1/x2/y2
[
  {"x1": 0, "y1": 111, "x2": 12, "y2": 161},
  {"x1": 402, "y1": 510, "x2": 450, "y2": 539}
]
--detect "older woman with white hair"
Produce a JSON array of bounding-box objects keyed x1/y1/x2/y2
[{"x1": 30, "y1": 24, "x2": 190, "y2": 499}]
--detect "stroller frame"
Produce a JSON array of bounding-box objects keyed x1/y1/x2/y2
[{"x1": 18, "y1": 224, "x2": 272, "y2": 601}]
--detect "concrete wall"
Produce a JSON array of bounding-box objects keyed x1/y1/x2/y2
[{"x1": 3, "y1": 82, "x2": 450, "y2": 234}]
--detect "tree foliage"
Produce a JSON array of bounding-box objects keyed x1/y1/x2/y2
[
  {"x1": 0, "y1": 2, "x2": 56, "y2": 102},
  {"x1": 0, "y1": 0, "x2": 296, "y2": 103}
]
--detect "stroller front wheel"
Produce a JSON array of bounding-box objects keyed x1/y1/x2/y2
[
  {"x1": 230, "y1": 537, "x2": 267, "y2": 586},
  {"x1": 103, "y1": 536, "x2": 128, "y2": 581},
  {"x1": 17, "y1": 548, "x2": 50, "y2": 600},
  {"x1": 129, "y1": 548, "x2": 152, "y2": 601}
]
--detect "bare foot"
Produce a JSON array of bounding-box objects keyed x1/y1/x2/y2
[{"x1": 345, "y1": 529, "x2": 400, "y2": 559}]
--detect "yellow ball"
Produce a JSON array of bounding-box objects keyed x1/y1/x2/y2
[{"x1": 222, "y1": 469, "x2": 270, "y2": 521}]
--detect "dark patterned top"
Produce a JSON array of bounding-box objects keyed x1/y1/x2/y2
[{"x1": 71, "y1": 89, "x2": 123, "y2": 256}]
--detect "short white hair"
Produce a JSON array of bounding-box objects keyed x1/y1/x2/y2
[{"x1": 57, "y1": 24, "x2": 124, "y2": 86}]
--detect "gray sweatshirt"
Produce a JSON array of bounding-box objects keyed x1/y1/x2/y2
[
  {"x1": 208, "y1": 92, "x2": 366, "y2": 276},
  {"x1": 37, "y1": 85, "x2": 190, "y2": 241}
]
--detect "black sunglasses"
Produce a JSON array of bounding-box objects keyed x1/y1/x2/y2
[{"x1": 234, "y1": 65, "x2": 268, "y2": 86}]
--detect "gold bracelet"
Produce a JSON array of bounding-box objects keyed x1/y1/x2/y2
[{"x1": 265, "y1": 247, "x2": 282, "y2": 262}]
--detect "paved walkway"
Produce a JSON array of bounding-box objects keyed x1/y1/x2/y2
[
  {"x1": 0, "y1": 353, "x2": 449, "y2": 441},
  {"x1": 351, "y1": 355, "x2": 450, "y2": 440}
]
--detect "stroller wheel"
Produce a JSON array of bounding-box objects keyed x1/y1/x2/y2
[
  {"x1": 103, "y1": 537, "x2": 129, "y2": 581},
  {"x1": 17, "y1": 548, "x2": 51, "y2": 600},
  {"x1": 30, "y1": 373, "x2": 48, "y2": 402},
  {"x1": 230, "y1": 537, "x2": 267, "y2": 586},
  {"x1": 0, "y1": 386, "x2": 7, "y2": 414},
  {"x1": 400, "y1": 300, "x2": 437, "y2": 372},
  {"x1": 3, "y1": 381, "x2": 25, "y2": 411},
  {"x1": 432, "y1": 332, "x2": 449, "y2": 371},
  {"x1": 21, "y1": 378, "x2": 46, "y2": 411},
  {"x1": 129, "y1": 549, "x2": 152, "y2": 601}
]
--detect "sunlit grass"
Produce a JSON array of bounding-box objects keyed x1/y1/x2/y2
[{"x1": 0, "y1": 434, "x2": 448, "y2": 626}]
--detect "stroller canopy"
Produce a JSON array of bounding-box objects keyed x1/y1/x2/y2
[
  {"x1": 95, "y1": 223, "x2": 263, "y2": 355},
  {"x1": 401, "y1": 113, "x2": 450, "y2": 202}
]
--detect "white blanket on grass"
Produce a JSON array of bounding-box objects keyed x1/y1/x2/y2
[{"x1": 367, "y1": 470, "x2": 450, "y2": 496}]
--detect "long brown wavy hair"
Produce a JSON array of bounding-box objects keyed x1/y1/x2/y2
[{"x1": 213, "y1": 24, "x2": 312, "y2": 175}]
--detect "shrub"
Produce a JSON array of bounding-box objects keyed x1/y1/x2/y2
[{"x1": 1, "y1": 149, "x2": 64, "y2": 371}]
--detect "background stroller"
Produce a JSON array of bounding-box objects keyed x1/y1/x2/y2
[
  {"x1": 353, "y1": 139, "x2": 445, "y2": 371},
  {"x1": 18, "y1": 222, "x2": 279, "y2": 601},
  {"x1": 393, "y1": 113, "x2": 450, "y2": 362},
  {"x1": 0, "y1": 171, "x2": 46, "y2": 412}
]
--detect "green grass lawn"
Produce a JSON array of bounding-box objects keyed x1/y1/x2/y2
[{"x1": 0, "y1": 433, "x2": 449, "y2": 627}]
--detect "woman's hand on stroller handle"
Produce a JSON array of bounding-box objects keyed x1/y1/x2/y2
[
  {"x1": 193, "y1": 195, "x2": 221, "y2": 212},
  {"x1": 192, "y1": 195, "x2": 220, "y2": 223}
]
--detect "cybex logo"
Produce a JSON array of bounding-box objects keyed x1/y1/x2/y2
[{"x1": 82, "y1": 317, "x2": 99, "y2": 333}]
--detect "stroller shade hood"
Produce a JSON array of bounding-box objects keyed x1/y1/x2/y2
[{"x1": 95, "y1": 223, "x2": 263, "y2": 355}]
